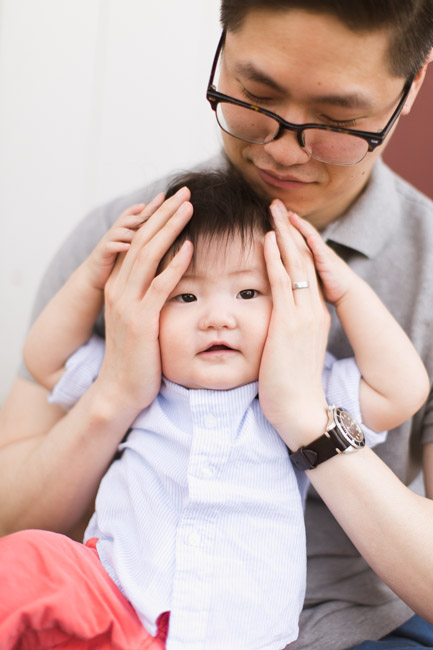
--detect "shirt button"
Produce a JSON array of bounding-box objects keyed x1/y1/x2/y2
[
  {"x1": 200, "y1": 466, "x2": 214, "y2": 479},
  {"x1": 204, "y1": 413, "x2": 217, "y2": 428},
  {"x1": 189, "y1": 531, "x2": 201, "y2": 547}
]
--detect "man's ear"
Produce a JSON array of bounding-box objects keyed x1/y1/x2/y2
[{"x1": 401, "y1": 51, "x2": 432, "y2": 116}]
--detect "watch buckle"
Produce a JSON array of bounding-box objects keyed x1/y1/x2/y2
[{"x1": 325, "y1": 405, "x2": 336, "y2": 432}]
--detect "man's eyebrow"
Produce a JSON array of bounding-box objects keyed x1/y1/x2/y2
[
  {"x1": 234, "y1": 62, "x2": 286, "y2": 93},
  {"x1": 315, "y1": 92, "x2": 374, "y2": 110},
  {"x1": 234, "y1": 62, "x2": 375, "y2": 110}
]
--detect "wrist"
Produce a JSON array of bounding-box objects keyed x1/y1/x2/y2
[
  {"x1": 274, "y1": 403, "x2": 329, "y2": 451},
  {"x1": 87, "y1": 377, "x2": 143, "y2": 429},
  {"x1": 92, "y1": 367, "x2": 158, "y2": 422},
  {"x1": 67, "y1": 264, "x2": 105, "y2": 313},
  {"x1": 333, "y1": 270, "x2": 363, "y2": 311},
  {"x1": 78, "y1": 258, "x2": 107, "y2": 294},
  {"x1": 289, "y1": 405, "x2": 366, "y2": 471}
]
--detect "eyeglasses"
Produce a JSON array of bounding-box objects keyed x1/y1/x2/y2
[{"x1": 206, "y1": 31, "x2": 414, "y2": 166}]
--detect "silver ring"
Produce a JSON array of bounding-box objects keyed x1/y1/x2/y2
[{"x1": 292, "y1": 280, "x2": 310, "y2": 290}]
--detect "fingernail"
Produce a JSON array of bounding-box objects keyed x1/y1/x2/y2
[
  {"x1": 177, "y1": 201, "x2": 191, "y2": 215},
  {"x1": 271, "y1": 199, "x2": 287, "y2": 217},
  {"x1": 175, "y1": 186, "x2": 189, "y2": 199}
]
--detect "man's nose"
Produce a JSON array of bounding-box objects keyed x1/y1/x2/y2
[{"x1": 262, "y1": 128, "x2": 311, "y2": 167}]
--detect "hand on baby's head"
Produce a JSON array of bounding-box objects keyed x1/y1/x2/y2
[
  {"x1": 270, "y1": 200, "x2": 355, "y2": 306},
  {"x1": 84, "y1": 203, "x2": 148, "y2": 291}
]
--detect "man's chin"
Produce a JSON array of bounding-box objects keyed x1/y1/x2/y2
[{"x1": 241, "y1": 161, "x2": 317, "y2": 214}]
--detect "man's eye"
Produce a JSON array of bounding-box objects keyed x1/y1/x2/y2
[
  {"x1": 174, "y1": 293, "x2": 197, "y2": 303},
  {"x1": 241, "y1": 86, "x2": 275, "y2": 106},
  {"x1": 237, "y1": 289, "x2": 258, "y2": 300},
  {"x1": 320, "y1": 114, "x2": 358, "y2": 128}
]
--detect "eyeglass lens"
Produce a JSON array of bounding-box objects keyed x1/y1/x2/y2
[{"x1": 215, "y1": 101, "x2": 369, "y2": 165}]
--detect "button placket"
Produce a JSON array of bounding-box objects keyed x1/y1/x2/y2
[
  {"x1": 199, "y1": 465, "x2": 214, "y2": 479},
  {"x1": 203, "y1": 413, "x2": 217, "y2": 429},
  {"x1": 188, "y1": 530, "x2": 201, "y2": 547}
]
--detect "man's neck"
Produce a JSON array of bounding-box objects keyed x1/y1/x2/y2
[{"x1": 306, "y1": 173, "x2": 372, "y2": 230}]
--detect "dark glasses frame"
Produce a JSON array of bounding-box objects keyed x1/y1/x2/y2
[{"x1": 206, "y1": 31, "x2": 414, "y2": 158}]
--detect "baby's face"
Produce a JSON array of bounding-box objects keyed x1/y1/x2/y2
[{"x1": 159, "y1": 232, "x2": 272, "y2": 390}]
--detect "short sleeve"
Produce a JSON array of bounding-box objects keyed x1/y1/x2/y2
[
  {"x1": 48, "y1": 335, "x2": 106, "y2": 410},
  {"x1": 322, "y1": 351, "x2": 387, "y2": 448}
]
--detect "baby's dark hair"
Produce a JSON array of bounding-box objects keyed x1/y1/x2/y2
[{"x1": 161, "y1": 166, "x2": 272, "y2": 267}]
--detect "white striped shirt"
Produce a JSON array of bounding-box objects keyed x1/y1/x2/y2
[{"x1": 50, "y1": 337, "x2": 385, "y2": 650}]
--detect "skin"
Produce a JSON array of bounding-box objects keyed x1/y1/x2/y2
[
  {"x1": 0, "y1": 4, "x2": 433, "y2": 628},
  {"x1": 0, "y1": 189, "x2": 195, "y2": 536},
  {"x1": 219, "y1": 9, "x2": 427, "y2": 228},
  {"x1": 159, "y1": 234, "x2": 272, "y2": 390}
]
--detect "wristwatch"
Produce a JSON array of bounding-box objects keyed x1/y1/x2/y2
[{"x1": 289, "y1": 405, "x2": 365, "y2": 471}]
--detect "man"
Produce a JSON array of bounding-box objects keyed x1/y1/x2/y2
[{"x1": 1, "y1": 1, "x2": 433, "y2": 648}]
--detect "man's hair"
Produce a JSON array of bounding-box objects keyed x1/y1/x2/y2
[
  {"x1": 220, "y1": 0, "x2": 433, "y2": 78},
  {"x1": 161, "y1": 166, "x2": 271, "y2": 268}
]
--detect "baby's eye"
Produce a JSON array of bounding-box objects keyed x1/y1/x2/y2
[
  {"x1": 173, "y1": 293, "x2": 197, "y2": 303},
  {"x1": 236, "y1": 289, "x2": 258, "y2": 300}
]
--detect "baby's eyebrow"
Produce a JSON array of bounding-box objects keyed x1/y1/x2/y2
[
  {"x1": 181, "y1": 269, "x2": 264, "y2": 279},
  {"x1": 227, "y1": 265, "x2": 266, "y2": 277}
]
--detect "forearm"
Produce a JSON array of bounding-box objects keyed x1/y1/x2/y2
[
  {"x1": 308, "y1": 446, "x2": 433, "y2": 623},
  {"x1": 0, "y1": 377, "x2": 140, "y2": 536},
  {"x1": 23, "y1": 264, "x2": 104, "y2": 389},
  {"x1": 273, "y1": 398, "x2": 433, "y2": 622},
  {"x1": 336, "y1": 276, "x2": 429, "y2": 429}
]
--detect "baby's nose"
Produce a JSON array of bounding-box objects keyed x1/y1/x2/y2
[{"x1": 199, "y1": 305, "x2": 236, "y2": 330}]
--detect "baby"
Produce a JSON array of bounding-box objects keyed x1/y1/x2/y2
[{"x1": 1, "y1": 168, "x2": 428, "y2": 650}]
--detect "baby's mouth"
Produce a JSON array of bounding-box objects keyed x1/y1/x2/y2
[
  {"x1": 205, "y1": 344, "x2": 233, "y2": 352},
  {"x1": 199, "y1": 343, "x2": 238, "y2": 355}
]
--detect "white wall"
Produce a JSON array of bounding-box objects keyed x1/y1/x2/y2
[{"x1": 0, "y1": 0, "x2": 222, "y2": 403}]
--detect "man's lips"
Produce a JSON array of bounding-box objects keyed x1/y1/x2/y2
[{"x1": 257, "y1": 167, "x2": 314, "y2": 189}]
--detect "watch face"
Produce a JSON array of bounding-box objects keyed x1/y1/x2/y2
[{"x1": 335, "y1": 408, "x2": 365, "y2": 448}]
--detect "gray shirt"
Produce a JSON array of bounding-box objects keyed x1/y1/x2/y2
[
  {"x1": 23, "y1": 155, "x2": 433, "y2": 649},
  {"x1": 290, "y1": 158, "x2": 433, "y2": 649}
]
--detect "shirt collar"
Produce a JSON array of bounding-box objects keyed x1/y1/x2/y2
[
  {"x1": 160, "y1": 377, "x2": 258, "y2": 408},
  {"x1": 321, "y1": 158, "x2": 403, "y2": 259},
  {"x1": 154, "y1": 377, "x2": 260, "y2": 436}
]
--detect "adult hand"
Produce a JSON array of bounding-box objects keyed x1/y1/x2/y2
[
  {"x1": 97, "y1": 187, "x2": 194, "y2": 416},
  {"x1": 287, "y1": 210, "x2": 357, "y2": 305},
  {"x1": 259, "y1": 199, "x2": 330, "y2": 450}
]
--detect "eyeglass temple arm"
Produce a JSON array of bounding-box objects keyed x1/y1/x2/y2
[
  {"x1": 367, "y1": 75, "x2": 415, "y2": 149},
  {"x1": 207, "y1": 31, "x2": 226, "y2": 90}
]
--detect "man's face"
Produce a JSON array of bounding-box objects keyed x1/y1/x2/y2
[
  {"x1": 159, "y1": 232, "x2": 272, "y2": 390},
  {"x1": 218, "y1": 9, "x2": 410, "y2": 228}
]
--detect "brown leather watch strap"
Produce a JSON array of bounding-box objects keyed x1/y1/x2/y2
[{"x1": 289, "y1": 432, "x2": 346, "y2": 471}]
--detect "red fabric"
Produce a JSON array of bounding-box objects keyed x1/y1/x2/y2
[{"x1": 0, "y1": 529, "x2": 169, "y2": 649}]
